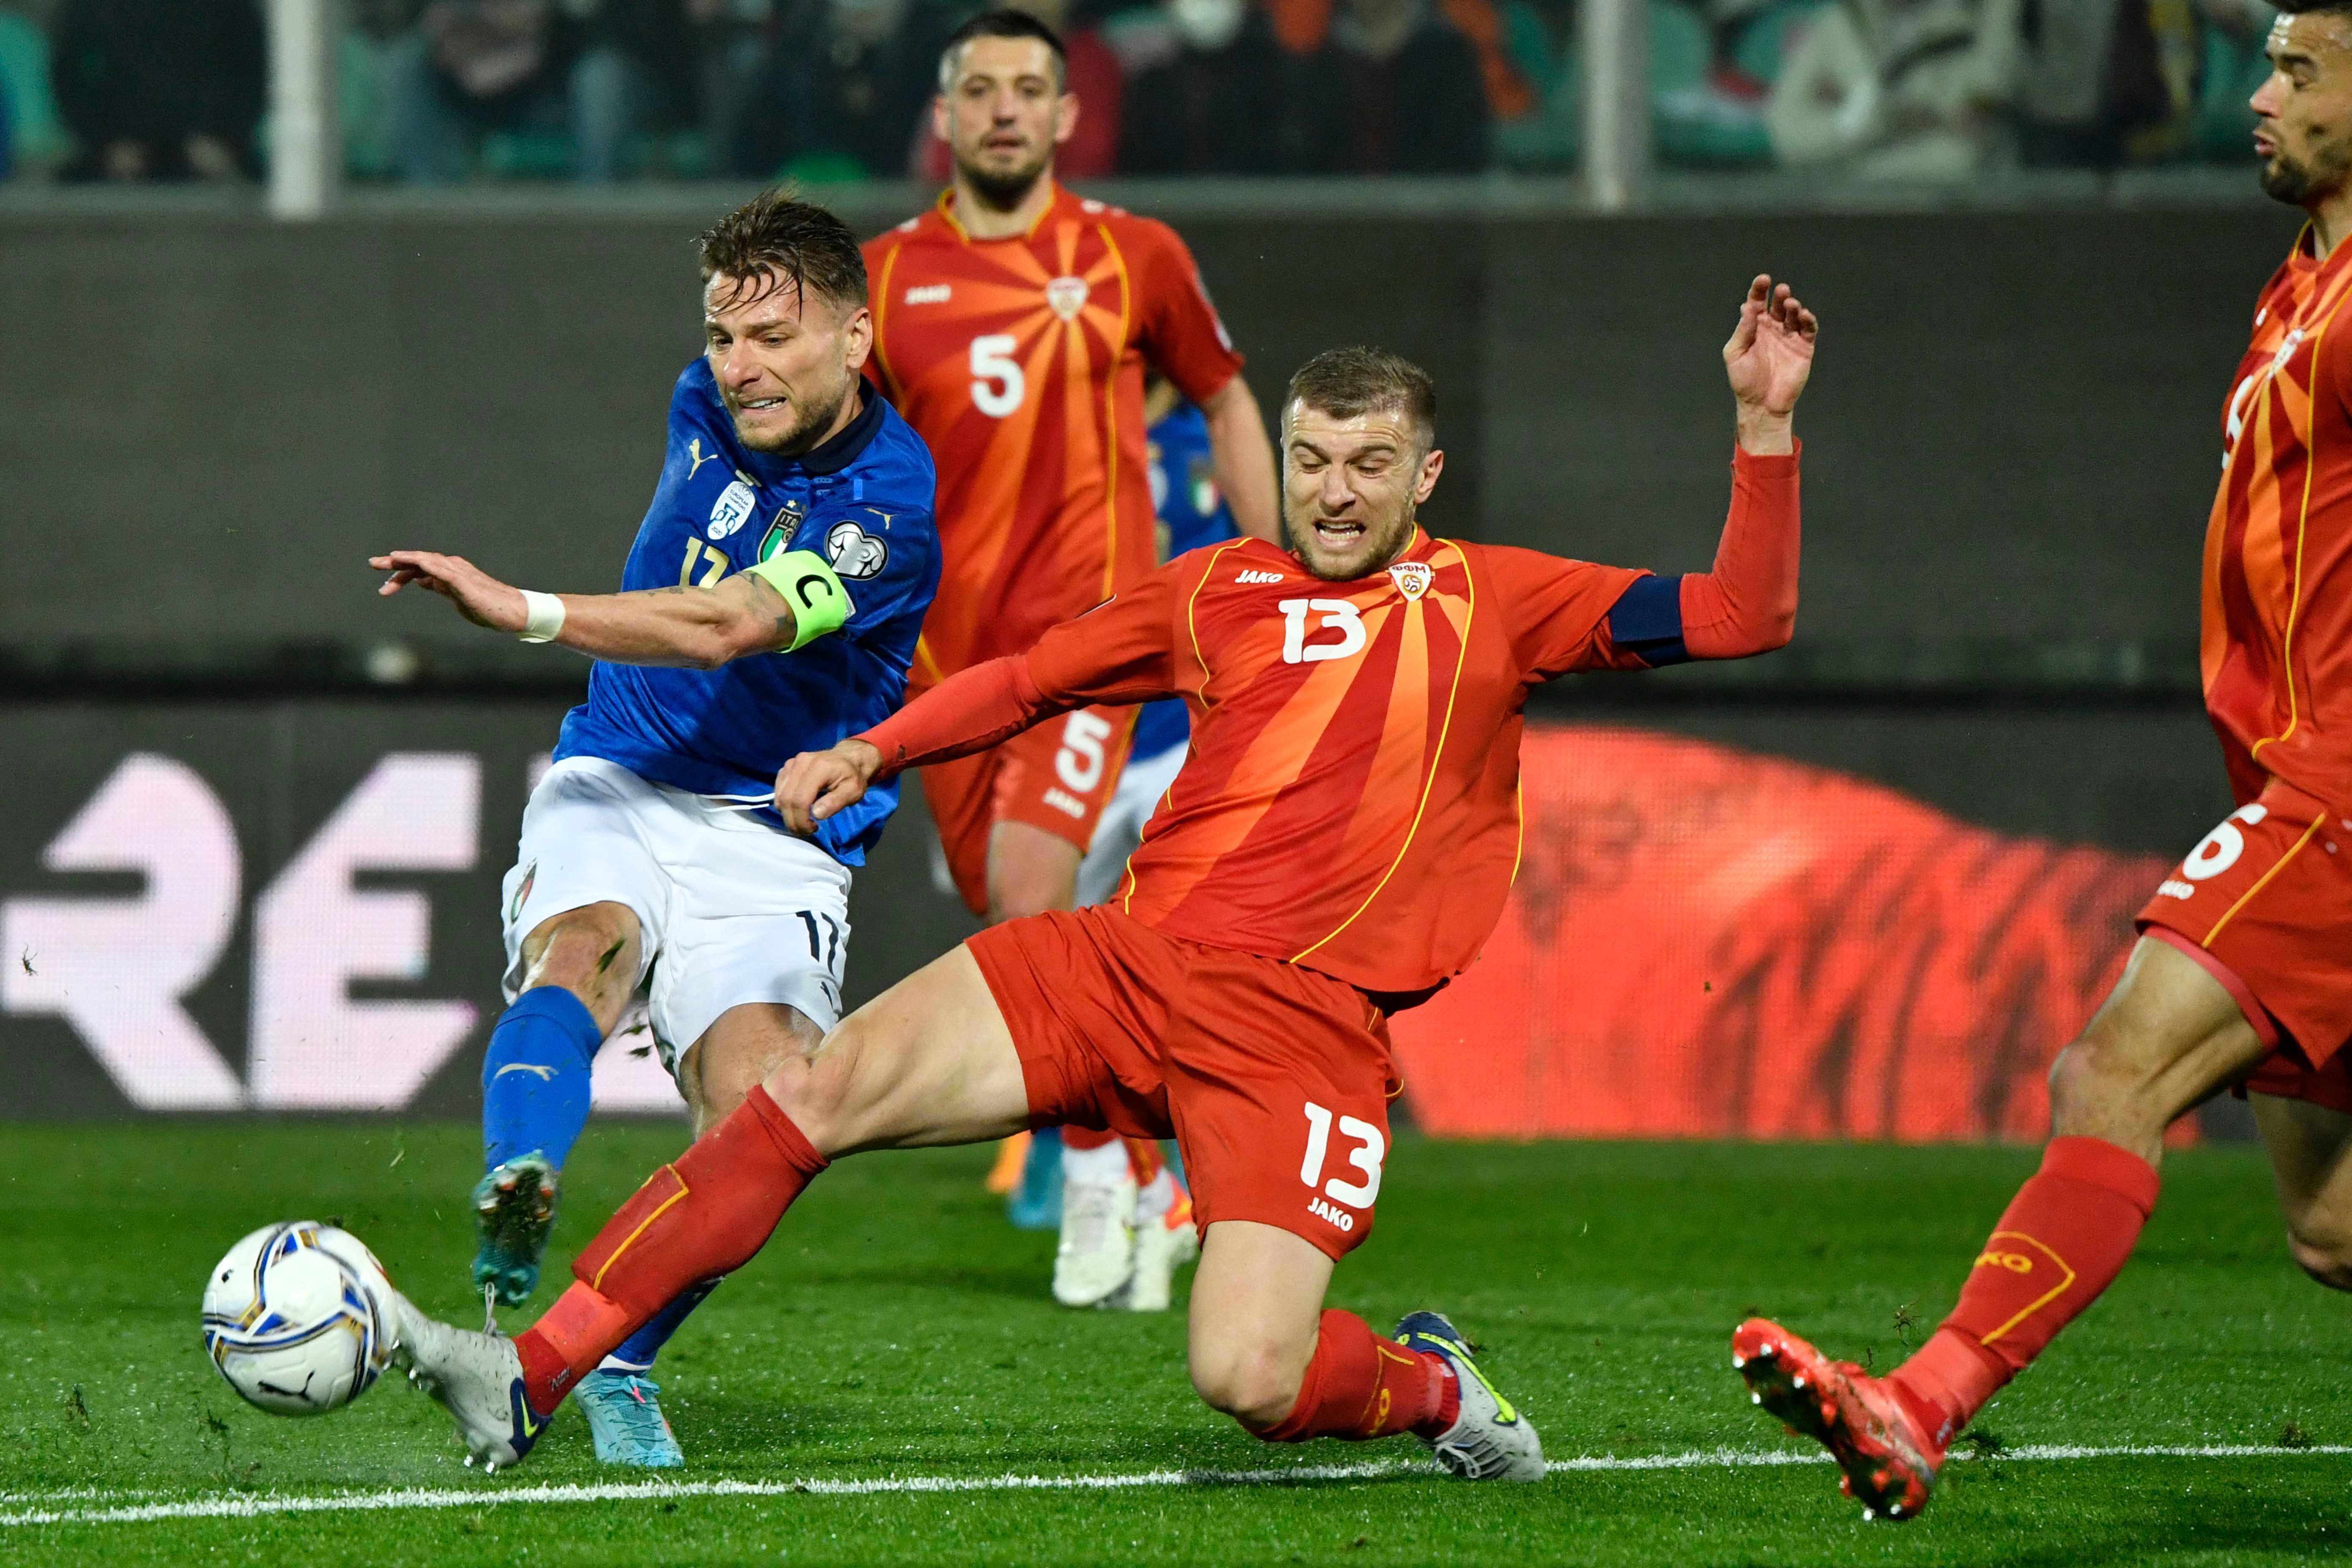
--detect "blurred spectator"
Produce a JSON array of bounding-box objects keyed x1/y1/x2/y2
[
  {"x1": 387, "y1": 0, "x2": 716, "y2": 181},
  {"x1": 2013, "y1": 0, "x2": 2200, "y2": 164},
  {"x1": 914, "y1": 0, "x2": 1122, "y2": 180},
  {"x1": 752, "y1": 0, "x2": 946, "y2": 180},
  {"x1": 1767, "y1": 0, "x2": 2023, "y2": 177},
  {"x1": 0, "y1": 3, "x2": 71, "y2": 178},
  {"x1": 1276, "y1": 0, "x2": 1491, "y2": 172},
  {"x1": 1492, "y1": 0, "x2": 1578, "y2": 169},
  {"x1": 52, "y1": 0, "x2": 265, "y2": 181},
  {"x1": 2189, "y1": 0, "x2": 2270, "y2": 158},
  {"x1": 1, "y1": 60, "x2": 13, "y2": 180},
  {"x1": 1116, "y1": 0, "x2": 1287, "y2": 173},
  {"x1": 686, "y1": 0, "x2": 776, "y2": 176}
]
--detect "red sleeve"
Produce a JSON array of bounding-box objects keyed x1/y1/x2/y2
[
  {"x1": 1679, "y1": 446, "x2": 1801, "y2": 659},
  {"x1": 855, "y1": 570, "x2": 1181, "y2": 776},
  {"x1": 1486, "y1": 547, "x2": 1650, "y2": 681},
  {"x1": 1130, "y1": 218, "x2": 1245, "y2": 406}
]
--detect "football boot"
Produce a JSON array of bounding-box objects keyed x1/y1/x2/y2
[
  {"x1": 393, "y1": 1296, "x2": 548, "y2": 1472},
  {"x1": 1732, "y1": 1317, "x2": 1944, "y2": 1521},
  {"x1": 1394, "y1": 1311, "x2": 1545, "y2": 1481},
  {"x1": 576, "y1": 1369, "x2": 685, "y2": 1468},
  {"x1": 471, "y1": 1153, "x2": 559, "y2": 1308}
]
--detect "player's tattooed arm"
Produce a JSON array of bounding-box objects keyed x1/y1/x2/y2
[
  {"x1": 370, "y1": 549, "x2": 798, "y2": 667},
  {"x1": 1723, "y1": 274, "x2": 1818, "y2": 456}
]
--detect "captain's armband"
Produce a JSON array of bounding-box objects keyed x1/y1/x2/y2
[{"x1": 746, "y1": 549, "x2": 853, "y2": 650}]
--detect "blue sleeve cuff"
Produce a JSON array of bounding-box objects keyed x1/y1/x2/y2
[{"x1": 1606, "y1": 574, "x2": 1688, "y2": 667}]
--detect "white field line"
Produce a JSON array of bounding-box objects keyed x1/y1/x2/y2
[{"x1": 5, "y1": 1443, "x2": 2348, "y2": 1529}]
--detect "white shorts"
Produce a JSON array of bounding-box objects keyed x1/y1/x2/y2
[
  {"x1": 1074, "y1": 741, "x2": 1188, "y2": 908},
  {"x1": 501, "y1": 757, "x2": 852, "y2": 1078}
]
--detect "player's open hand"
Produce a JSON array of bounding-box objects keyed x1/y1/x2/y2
[
  {"x1": 1724, "y1": 275, "x2": 1818, "y2": 435},
  {"x1": 776, "y1": 739, "x2": 884, "y2": 835},
  {"x1": 370, "y1": 550, "x2": 528, "y2": 634}
]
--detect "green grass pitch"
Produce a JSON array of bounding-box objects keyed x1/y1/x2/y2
[{"x1": 2, "y1": 1122, "x2": 2348, "y2": 1565}]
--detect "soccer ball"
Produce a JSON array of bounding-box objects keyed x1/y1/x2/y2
[{"x1": 201, "y1": 1222, "x2": 399, "y2": 1416}]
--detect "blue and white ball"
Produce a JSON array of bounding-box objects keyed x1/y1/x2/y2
[{"x1": 201, "y1": 1222, "x2": 397, "y2": 1416}]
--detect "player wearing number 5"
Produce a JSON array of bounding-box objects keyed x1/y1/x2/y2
[
  {"x1": 861, "y1": 8, "x2": 1280, "y2": 1309},
  {"x1": 397, "y1": 280, "x2": 1816, "y2": 1481},
  {"x1": 371, "y1": 192, "x2": 939, "y2": 1467}
]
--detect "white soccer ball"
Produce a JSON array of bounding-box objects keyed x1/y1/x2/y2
[{"x1": 201, "y1": 1222, "x2": 399, "y2": 1417}]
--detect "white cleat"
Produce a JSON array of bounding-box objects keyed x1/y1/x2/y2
[
  {"x1": 392, "y1": 1292, "x2": 549, "y2": 1470},
  {"x1": 1101, "y1": 1211, "x2": 1198, "y2": 1312},
  {"x1": 1394, "y1": 1311, "x2": 1545, "y2": 1482},
  {"x1": 1051, "y1": 1171, "x2": 1138, "y2": 1307}
]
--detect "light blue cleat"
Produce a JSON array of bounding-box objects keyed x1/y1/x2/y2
[
  {"x1": 575, "y1": 1370, "x2": 685, "y2": 1467},
  {"x1": 471, "y1": 1154, "x2": 559, "y2": 1308}
]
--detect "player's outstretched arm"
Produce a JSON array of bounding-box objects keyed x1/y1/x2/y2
[{"x1": 371, "y1": 549, "x2": 842, "y2": 668}]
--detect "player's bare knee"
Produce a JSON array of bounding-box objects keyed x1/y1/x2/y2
[
  {"x1": 2287, "y1": 1225, "x2": 2352, "y2": 1291},
  {"x1": 759, "y1": 1022, "x2": 862, "y2": 1149},
  {"x1": 2047, "y1": 1034, "x2": 2159, "y2": 1137},
  {"x1": 1190, "y1": 1341, "x2": 1305, "y2": 1429}
]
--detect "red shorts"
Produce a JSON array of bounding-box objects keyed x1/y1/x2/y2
[
  {"x1": 919, "y1": 706, "x2": 1136, "y2": 917},
  {"x1": 2136, "y1": 779, "x2": 2352, "y2": 1115},
  {"x1": 967, "y1": 906, "x2": 1401, "y2": 1260}
]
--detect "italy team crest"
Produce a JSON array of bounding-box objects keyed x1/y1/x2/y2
[
  {"x1": 1045, "y1": 275, "x2": 1090, "y2": 321},
  {"x1": 1389, "y1": 561, "x2": 1434, "y2": 601}
]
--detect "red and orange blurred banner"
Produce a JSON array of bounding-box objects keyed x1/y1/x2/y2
[{"x1": 1391, "y1": 726, "x2": 2176, "y2": 1143}]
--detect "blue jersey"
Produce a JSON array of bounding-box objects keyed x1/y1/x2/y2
[
  {"x1": 554, "y1": 360, "x2": 941, "y2": 865},
  {"x1": 1131, "y1": 403, "x2": 1241, "y2": 761}
]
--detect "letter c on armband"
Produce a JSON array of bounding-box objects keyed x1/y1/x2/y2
[{"x1": 746, "y1": 549, "x2": 853, "y2": 650}]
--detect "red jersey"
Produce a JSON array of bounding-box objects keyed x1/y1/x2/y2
[
  {"x1": 862, "y1": 185, "x2": 1246, "y2": 686},
  {"x1": 2206, "y1": 227, "x2": 2352, "y2": 806}
]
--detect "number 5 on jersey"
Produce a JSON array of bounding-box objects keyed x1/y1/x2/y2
[
  {"x1": 970, "y1": 335, "x2": 1025, "y2": 419},
  {"x1": 1301, "y1": 1100, "x2": 1384, "y2": 1232}
]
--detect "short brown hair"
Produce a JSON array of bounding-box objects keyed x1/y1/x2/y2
[
  {"x1": 1285, "y1": 347, "x2": 1437, "y2": 444},
  {"x1": 938, "y1": 9, "x2": 1068, "y2": 90},
  {"x1": 696, "y1": 189, "x2": 868, "y2": 314}
]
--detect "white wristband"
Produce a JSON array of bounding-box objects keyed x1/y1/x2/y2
[{"x1": 517, "y1": 590, "x2": 566, "y2": 644}]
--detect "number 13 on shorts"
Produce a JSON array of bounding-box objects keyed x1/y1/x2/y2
[{"x1": 1301, "y1": 1100, "x2": 1384, "y2": 1232}]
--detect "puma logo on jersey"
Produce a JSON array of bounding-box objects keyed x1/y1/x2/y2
[
  {"x1": 904, "y1": 284, "x2": 953, "y2": 305},
  {"x1": 493, "y1": 1064, "x2": 558, "y2": 1082},
  {"x1": 1236, "y1": 569, "x2": 1286, "y2": 584},
  {"x1": 685, "y1": 438, "x2": 719, "y2": 480}
]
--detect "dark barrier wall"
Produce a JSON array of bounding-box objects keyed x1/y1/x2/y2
[
  {"x1": 0, "y1": 696, "x2": 2232, "y2": 1122},
  {"x1": 0, "y1": 204, "x2": 2299, "y2": 670}
]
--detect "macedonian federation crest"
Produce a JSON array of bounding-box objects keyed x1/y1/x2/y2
[
  {"x1": 1389, "y1": 561, "x2": 1434, "y2": 601},
  {"x1": 1045, "y1": 275, "x2": 1090, "y2": 321}
]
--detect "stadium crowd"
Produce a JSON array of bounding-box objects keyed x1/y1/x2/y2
[{"x1": 0, "y1": 0, "x2": 2281, "y2": 185}]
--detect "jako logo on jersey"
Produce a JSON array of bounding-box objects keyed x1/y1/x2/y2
[
  {"x1": 904, "y1": 283, "x2": 952, "y2": 305},
  {"x1": 826, "y1": 518, "x2": 890, "y2": 580},
  {"x1": 1389, "y1": 562, "x2": 1434, "y2": 601},
  {"x1": 1307, "y1": 1195, "x2": 1356, "y2": 1233},
  {"x1": 1045, "y1": 275, "x2": 1090, "y2": 320},
  {"x1": 1236, "y1": 569, "x2": 1285, "y2": 584},
  {"x1": 709, "y1": 471, "x2": 759, "y2": 540}
]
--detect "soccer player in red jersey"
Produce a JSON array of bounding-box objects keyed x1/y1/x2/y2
[
  {"x1": 861, "y1": 8, "x2": 1280, "y2": 1307},
  {"x1": 1733, "y1": 3, "x2": 2352, "y2": 1522},
  {"x1": 397, "y1": 278, "x2": 1817, "y2": 1478}
]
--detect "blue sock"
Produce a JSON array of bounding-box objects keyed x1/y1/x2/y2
[
  {"x1": 602, "y1": 1281, "x2": 719, "y2": 1375},
  {"x1": 481, "y1": 985, "x2": 602, "y2": 1171}
]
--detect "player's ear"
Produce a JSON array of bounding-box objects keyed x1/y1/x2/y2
[
  {"x1": 931, "y1": 93, "x2": 952, "y2": 145},
  {"x1": 1413, "y1": 446, "x2": 1445, "y2": 503},
  {"x1": 1053, "y1": 90, "x2": 1079, "y2": 147},
  {"x1": 840, "y1": 304, "x2": 874, "y2": 373}
]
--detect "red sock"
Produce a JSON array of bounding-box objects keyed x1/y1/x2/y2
[
  {"x1": 1889, "y1": 1135, "x2": 2159, "y2": 1448},
  {"x1": 1251, "y1": 1310, "x2": 1459, "y2": 1443},
  {"x1": 513, "y1": 1086, "x2": 827, "y2": 1412}
]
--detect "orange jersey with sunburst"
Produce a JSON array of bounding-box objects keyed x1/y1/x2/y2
[
  {"x1": 863, "y1": 185, "x2": 1245, "y2": 686},
  {"x1": 1014, "y1": 532, "x2": 1650, "y2": 994},
  {"x1": 2206, "y1": 228, "x2": 2352, "y2": 807}
]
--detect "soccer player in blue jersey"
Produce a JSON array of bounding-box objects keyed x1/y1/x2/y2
[{"x1": 370, "y1": 190, "x2": 940, "y2": 1468}]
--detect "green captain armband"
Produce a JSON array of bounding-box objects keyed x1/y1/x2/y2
[{"x1": 746, "y1": 549, "x2": 852, "y2": 651}]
